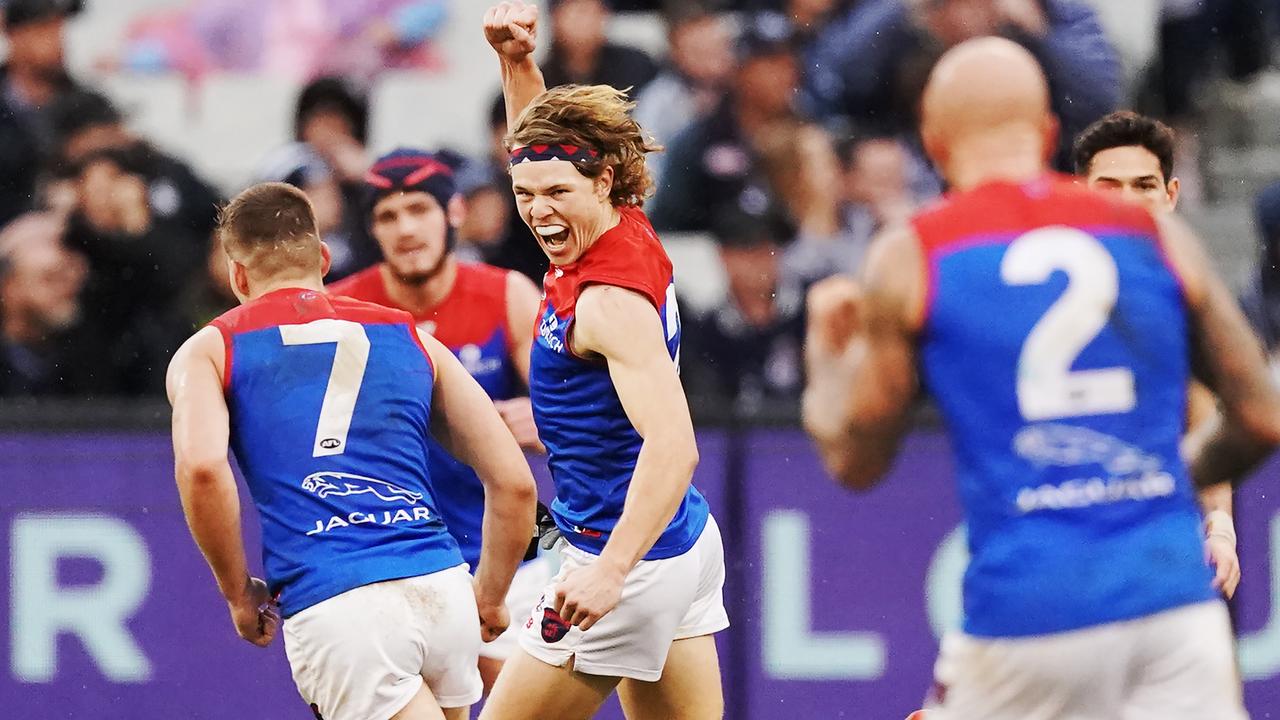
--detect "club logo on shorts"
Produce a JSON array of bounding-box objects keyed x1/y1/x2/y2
[
  {"x1": 309, "y1": 702, "x2": 325, "y2": 719},
  {"x1": 301, "y1": 472, "x2": 423, "y2": 505},
  {"x1": 541, "y1": 607, "x2": 571, "y2": 643}
]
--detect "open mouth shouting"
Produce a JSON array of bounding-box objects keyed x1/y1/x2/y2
[{"x1": 535, "y1": 224, "x2": 571, "y2": 252}]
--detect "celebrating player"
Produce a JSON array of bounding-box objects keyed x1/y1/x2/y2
[
  {"x1": 477, "y1": 3, "x2": 728, "y2": 719},
  {"x1": 1074, "y1": 109, "x2": 1240, "y2": 599},
  {"x1": 328, "y1": 147, "x2": 551, "y2": 691},
  {"x1": 803, "y1": 38, "x2": 1280, "y2": 718},
  {"x1": 167, "y1": 182, "x2": 536, "y2": 720}
]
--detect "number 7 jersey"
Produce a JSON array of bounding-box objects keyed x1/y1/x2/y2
[
  {"x1": 913, "y1": 175, "x2": 1214, "y2": 638},
  {"x1": 210, "y1": 288, "x2": 463, "y2": 618}
]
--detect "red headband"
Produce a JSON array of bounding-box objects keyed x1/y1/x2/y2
[{"x1": 509, "y1": 144, "x2": 600, "y2": 166}]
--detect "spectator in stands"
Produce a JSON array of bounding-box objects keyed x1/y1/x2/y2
[
  {"x1": 254, "y1": 142, "x2": 376, "y2": 280},
  {"x1": 46, "y1": 89, "x2": 223, "y2": 241},
  {"x1": 633, "y1": 6, "x2": 734, "y2": 182},
  {"x1": 0, "y1": 0, "x2": 83, "y2": 228},
  {"x1": 681, "y1": 206, "x2": 805, "y2": 411},
  {"x1": 649, "y1": 12, "x2": 805, "y2": 234},
  {"x1": 802, "y1": 0, "x2": 1121, "y2": 168},
  {"x1": 782, "y1": 132, "x2": 937, "y2": 285},
  {"x1": 541, "y1": 0, "x2": 658, "y2": 92},
  {"x1": 174, "y1": 235, "x2": 237, "y2": 333},
  {"x1": 111, "y1": 0, "x2": 448, "y2": 82},
  {"x1": 63, "y1": 146, "x2": 208, "y2": 393},
  {"x1": 0, "y1": 211, "x2": 115, "y2": 396},
  {"x1": 1239, "y1": 180, "x2": 1280, "y2": 355}
]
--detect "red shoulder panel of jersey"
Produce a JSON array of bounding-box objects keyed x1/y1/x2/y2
[
  {"x1": 431, "y1": 262, "x2": 510, "y2": 347},
  {"x1": 576, "y1": 206, "x2": 673, "y2": 307},
  {"x1": 327, "y1": 265, "x2": 393, "y2": 308},
  {"x1": 209, "y1": 287, "x2": 416, "y2": 336},
  {"x1": 911, "y1": 174, "x2": 1159, "y2": 258}
]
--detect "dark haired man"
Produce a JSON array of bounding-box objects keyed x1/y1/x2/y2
[{"x1": 1074, "y1": 110, "x2": 1180, "y2": 214}]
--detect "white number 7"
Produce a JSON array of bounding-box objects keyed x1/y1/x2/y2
[{"x1": 279, "y1": 319, "x2": 370, "y2": 457}]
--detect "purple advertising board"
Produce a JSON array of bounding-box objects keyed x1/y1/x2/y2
[{"x1": 1, "y1": 430, "x2": 1277, "y2": 718}]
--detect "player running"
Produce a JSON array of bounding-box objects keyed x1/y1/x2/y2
[
  {"x1": 167, "y1": 182, "x2": 537, "y2": 720},
  {"x1": 1074, "y1": 109, "x2": 1240, "y2": 599},
  {"x1": 328, "y1": 147, "x2": 551, "y2": 691},
  {"x1": 803, "y1": 38, "x2": 1280, "y2": 718},
  {"x1": 477, "y1": 3, "x2": 728, "y2": 719}
]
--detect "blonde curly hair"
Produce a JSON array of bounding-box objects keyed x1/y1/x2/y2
[{"x1": 508, "y1": 84, "x2": 662, "y2": 207}]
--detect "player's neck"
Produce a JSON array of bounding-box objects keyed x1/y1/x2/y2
[
  {"x1": 381, "y1": 256, "x2": 458, "y2": 316},
  {"x1": 945, "y1": 132, "x2": 1048, "y2": 191},
  {"x1": 249, "y1": 276, "x2": 326, "y2": 299}
]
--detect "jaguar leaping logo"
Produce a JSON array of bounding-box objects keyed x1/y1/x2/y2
[{"x1": 301, "y1": 472, "x2": 424, "y2": 505}]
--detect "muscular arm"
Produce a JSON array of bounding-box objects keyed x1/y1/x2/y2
[
  {"x1": 166, "y1": 326, "x2": 249, "y2": 602},
  {"x1": 573, "y1": 284, "x2": 700, "y2": 574},
  {"x1": 421, "y1": 329, "x2": 537, "y2": 607},
  {"x1": 801, "y1": 226, "x2": 923, "y2": 491},
  {"x1": 505, "y1": 269, "x2": 541, "y2": 383},
  {"x1": 483, "y1": 1, "x2": 547, "y2": 126},
  {"x1": 1159, "y1": 213, "x2": 1280, "y2": 487}
]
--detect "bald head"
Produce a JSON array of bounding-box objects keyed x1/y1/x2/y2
[{"x1": 920, "y1": 37, "x2": 1057, "y2": 182}]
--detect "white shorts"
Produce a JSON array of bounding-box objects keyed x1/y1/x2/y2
[
  {"x1": 518, "y1": 515, "x2": 729, "y2": 682},
  {"x1": 480, "y1": 555, "x2": 555, "y2": 661},
  {"x1": 927, "y1": 600, "x2": 1246, "y2": 720},
  {"x1": 283, "y1": 564, "x2": 483, "y2": 720}
]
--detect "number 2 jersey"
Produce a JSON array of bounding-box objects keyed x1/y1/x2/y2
[
  {"x1": 913, "y1": 175, "x2": 1214, "y2": 638},
  {"x1": 210, "y1": 288, "x2": 463, "y2": 617},
  {"x1": 531, "y1": 205, "x2": 710, "y2": 558},
  {"x1": 329, "y1": 262, "x2": 523, "y2": 572}
]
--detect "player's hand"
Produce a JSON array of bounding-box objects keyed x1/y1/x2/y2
[
  {"x1": 494, "y1": 398, "x2": 545, "y2": 452},
  {"x1": 227, "y1": 576, "x2": 280, "y2": 648},
  {"x1": 475, "y1": 581, "x2": 511, "y2": 643},
  {"x1": 805, "y1": 275, "x2": 864, "y2": 366},
  {"x1": 483, "y1": 1, "x2": 539, "y2": 63},
  {"x1": 1207, "y1": 534, "x2": 1241, "y2": 599},
  {"x1": 552, "y1": 558, "x2": 626, "y2": 632}
]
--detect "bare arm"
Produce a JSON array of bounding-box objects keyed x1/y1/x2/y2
[
  {"x1": 573, "y1": 285, "x2": 699, "y2": 573},
  {"x1": 505, "y1": 269, "x2": 541, "y2": 384},
  {"x1": 1159, "y1": 213, "x2": 1280, "y2": 487},
  {"x1": 493, "y1": 270, "x2": 545, "y2": 451},
  {"x1": 420, "y1": 329, "x2": 537, "y2": 613},
  {"x1": 802, "y1": 226, "x2": 923, "y2": 491},
  {"x1": 167, "y1": 327, "x2": 277, "y2": 646},
  {"x1": 483, "y1": 1, "x2": 547, "y2": 127}
]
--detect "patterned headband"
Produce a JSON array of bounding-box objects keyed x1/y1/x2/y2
[{"x1": 509, "y1": 144, "x2": 600, "y2": 166}]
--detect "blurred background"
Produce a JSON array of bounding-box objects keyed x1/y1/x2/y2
[{"x1": 3, "y1": 0, "x2": 1280, "y2": 717}]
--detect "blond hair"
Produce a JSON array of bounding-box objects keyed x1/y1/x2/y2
[
  {"x1": 508, "y1": 84, "x2": 661, "y2": 207},
  {"x1": 217, "y1": 182, "x2": 322, "y2": 279}
]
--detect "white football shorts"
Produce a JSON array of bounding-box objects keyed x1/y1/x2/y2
[
  {"x1": 518, "y1": 514, "x2": 730, "y2": 681},
  {"x1": 283, "y1": 564, "x2": 483, "y2": 720},
  {"x1": 926, "y1": 599, "x2": 1246, "y2": 720},
  {"x1": 480, "y1": 554, "x2": 555, "y2": 661}
]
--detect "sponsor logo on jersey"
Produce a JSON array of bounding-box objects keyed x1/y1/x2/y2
[
  {"x1": 1011, "y1": 424, "x2": 1176, "y2": 513},
  {"x1": 301, "y1": 471, "x2": 423, "y2": 505},
  {"x1": 458, "y1": 343, "x2": 503, "y2": 376},
  {"x1": 304, "y1": 506, "x2": 432, "y2": 536},
  {"x1": 538, "y1": 310, "x2": 565, "y2": 353},
  {"x1": 541, "y1": 606, "x2": 571, "y2": 643}
]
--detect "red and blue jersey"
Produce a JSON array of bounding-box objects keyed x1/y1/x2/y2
[
  {"x1": 531, "y1": 206, "x2": 709, "y2": 559},
  {"x1": 210, "y1": 288, "x2": 462, "y2": 618},
  {"x1": 330, "y1": 262, "x2": 521, "y2": 570},
  {"x1": 914, "y1": 175, "x2": 1214, "y2": 638}
]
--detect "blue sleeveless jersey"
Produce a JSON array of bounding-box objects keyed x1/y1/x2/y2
[
  {"x1": 914, "y1": 176, "x2": 1215, "y2": 637},
  {"x1": 329, "y1": 262, "x2": 522, "y2": 571},
  {"x1": 211, "y1": 288, "x2": 462, "y2": 617},
  {"x1": 530, "y1": 206, "x2": 709, "y2": 558}
]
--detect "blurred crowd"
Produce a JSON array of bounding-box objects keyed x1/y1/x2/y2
[{"x1": 3, "y1": 0, "x2": 1280, "y2": 411}]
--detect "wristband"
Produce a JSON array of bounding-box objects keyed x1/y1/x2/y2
[{"x1": 1205, "y1": 509, "x2": 1237, "y2": 549}]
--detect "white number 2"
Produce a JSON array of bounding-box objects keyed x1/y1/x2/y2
[
  {"x1": 279, "y1": 319, "x2": 370, "y2": 457},
  {"x1": 1001, "y1": 227, "x2": 1135, "y2": 421}
]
